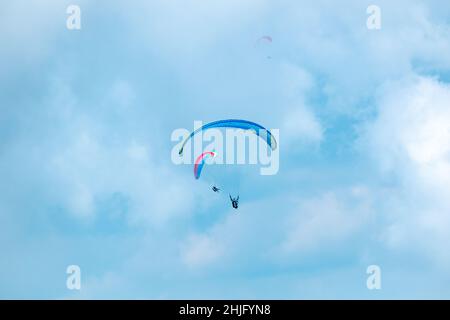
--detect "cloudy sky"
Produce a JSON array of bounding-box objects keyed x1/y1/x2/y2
[{"x1": 1, "y1": 0, "x2": 450, "y2": 299}]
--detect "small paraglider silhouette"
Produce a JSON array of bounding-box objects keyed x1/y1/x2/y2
[
  {"x1": 229, "y1": 195, "x2": 239, "y2": 209},
  {"x1": 212, "y1": 186, "x2": 220, "y2": 193}
]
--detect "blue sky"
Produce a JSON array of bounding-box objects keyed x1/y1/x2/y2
[{"x1": 2, "y1": 0, "x2": 450, "y2": 299}]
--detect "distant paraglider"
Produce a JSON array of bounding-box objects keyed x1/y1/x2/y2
[
  {"x1": 256, "y1": 35, "x2": 272, "y2": 44},
  {"x1": 255, "y1": 35, "x2": 273, "y2": 59}
]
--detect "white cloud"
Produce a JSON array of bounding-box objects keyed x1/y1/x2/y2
[
  {"x1": 278, "y1": 64, "x2": 323, "y2": 145},
  {"x1": 0, "y1": 0, "x2": 93, "y2": 77},
  {"x1": 181, "y1": 234, "x2": 224, "y2": 269},
  {"x1": 50, "y1": 130, "x2": 195, "y2": 225},
  {"x1": 282, "y1": 104, "x2": 323, "y2": 145},
  {"x1": 178, "y1": 187, "x2": 374, "y2": 273},
  {"x1": 280, "y1": 63, "x2": 315, "y2": 97},
  {"x1": 362, "y1": 76, "x2": 450, "y2": 268},
  {"x1": 0, "y1": 76, "x2": 196, "y2": 226},
  {"x1": 280, "y1": 189, "x2": 373, "y2": 254},
  {"x1": 364, "y1": 76, "x2": 450, "y2": 193},
  {"x1": 272, "y1": 0, "x2": 450, "y2": 115}
]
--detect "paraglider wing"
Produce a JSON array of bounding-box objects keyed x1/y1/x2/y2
[
  {"x1": 179, "y1": 119, "x2": 277, "y2": 156},
  {"x1": 193, "y1": 151, "x2": 216, "y2": 180},
  {"x1": 257, "y1": 35, "x2": 272, "y2": 43}
]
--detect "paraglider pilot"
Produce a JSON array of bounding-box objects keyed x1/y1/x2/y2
[
  {"x1": 212, "y1": 186, "x2": 220, "y2": 193},
  {"x1": 229, "y1": 195, "x2": 239, "y2": 209}
]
